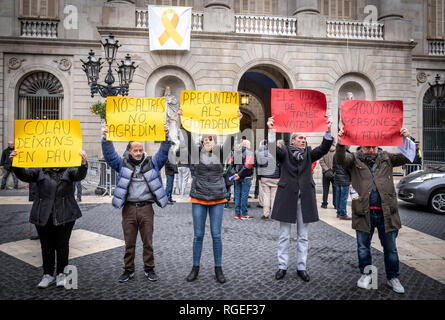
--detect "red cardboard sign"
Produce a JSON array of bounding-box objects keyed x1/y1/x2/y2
[
  {"x1": 271, "y1": 89, "x2": 328, "y2": 133},
  {"x1": 340, "y1": 100, "x2": 403, "y2": 146}
]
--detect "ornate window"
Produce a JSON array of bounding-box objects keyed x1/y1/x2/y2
[
  {"x1": 423, "y1": 83, "x2": 445, "y2": 162},
  {"x1": 428, "y1": 0, "x2": 445, "y2": 39},
  {"x1": 18, "y1": 71, "x2": 63, "y2": 120},
  {"x1": 319, "y1": 0, "x2": 356, "y2": 20},
  {"x1": 234, "y1": 0, "x2": 279, "y2": 16},
  {"x1": 19, "y1": 0, "x2": 59, "y2": 19}
]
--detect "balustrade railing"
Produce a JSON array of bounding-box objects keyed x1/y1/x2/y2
[
  {"x1": 135, "y1": 9, "x2": 203, "y2": 31},
  {"x1": 235, "y1": 14, "x2": 297, "y2": 36},
  {"x1": 327, "y1": 20, "x2": 383, "y2": 40},
  {"x1": 20, "y1": 19, "x2": 58, "y2": 38}
]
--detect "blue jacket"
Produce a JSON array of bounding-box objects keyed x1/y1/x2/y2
[{"x1": 101, "y1": 137, "x2": 172, "y2": 209}]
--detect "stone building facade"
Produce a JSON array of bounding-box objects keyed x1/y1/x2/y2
[{"x1": 0, "y1": 0, "x2": 444, "y2": 172}]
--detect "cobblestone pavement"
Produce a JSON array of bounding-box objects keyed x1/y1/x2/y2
[
  {"x1": 0, "y1": 202, "x2": 444, "y2": 300},
  {"x1": 397, "y1": 202, "x2": 445, "y2": 241}
]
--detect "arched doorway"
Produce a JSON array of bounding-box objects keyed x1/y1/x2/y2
[
  {"x1": 423, "y1": 79, "x2": 445, "y2": 162},
  {"x1": 17, "y1": 71, "x2": 64, "y2": 120},
  {"x1": 237, "y1": 65, "x2": 290, "y2": 145}
]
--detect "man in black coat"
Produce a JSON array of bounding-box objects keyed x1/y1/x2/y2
[
  {"x1": 267, "y1": 116, "x2": 333, "y2": 282},
  {"x1": 0, "y1": 141, "x2": 18, "y2": 189}
]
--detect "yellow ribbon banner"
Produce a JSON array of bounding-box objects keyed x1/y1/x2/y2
[
  {"x1": 158, "y1": 9, "x2": 183, "y2": 46},
  {"x1": 13, "y1": 120, "x2": 82, "y2": 168},
  {"x1": 180, "y1": 91, "x2": 240, "y2": 135},
  {"x1": 106, "y1": 96, "x2": 166, "y2": 141}
]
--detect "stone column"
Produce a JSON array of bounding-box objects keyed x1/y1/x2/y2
[
  {"x1": 292, "y1": 0, "x2": 326, "y2": 38},
  {"x1": 102, "y1": 0, "x2": 136, "y2": 28},
  {"x1": 203, "y1": 0, "x2": 234, "y2": 33},
  {"x1": 378, "y1": 0, "x2": 411, "y2": 42}
]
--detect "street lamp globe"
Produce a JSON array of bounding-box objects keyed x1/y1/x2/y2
[
  {"x1": 118, "y1": 54, "x2": 138, "y2": 85},
  {"x1": 101, "y1": 33, "x2": 121, "y2": 62},
  {"x1": 80, "y1": 50, "x2": 102, "y2": 85}
]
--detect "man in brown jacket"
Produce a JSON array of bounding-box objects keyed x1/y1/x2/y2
[{"x1": 336, "y1": 127, "x2": 412, "y2": 294}]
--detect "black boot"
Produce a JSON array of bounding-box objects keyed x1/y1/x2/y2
[
  {"x1": 186, "y1": 266, "x2": 199, "y2": 282},
  {"x1": 215, "y1": 267, "x2": 226, "y2": 283}
]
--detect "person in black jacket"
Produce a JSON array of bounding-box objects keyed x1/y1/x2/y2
[
  {"x1": 178, "y1": 109, "x2": 242, "y2": 284},
  {"x1": 333, "y1": 146, "x2": 352, "y2": 220},
  {"x1": 0, "y1": 141, "x2": 18, "y2": 189},
  {"x1": 267, "y1": 116, "x2": 333, "y2": 282},
  {"x1": 165, "y1": 143, "x2": 178, "y2": 205},
  {"x1": 10, "y1": 149, "x2": 88, "y2": 289},
  {"x1": 231, "y1": 139, "x2": 255, "y2": 220}
]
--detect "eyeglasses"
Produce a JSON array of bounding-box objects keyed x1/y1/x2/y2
[{"x1": 363, "y1": 146, "x2": 378, "y2": 150}]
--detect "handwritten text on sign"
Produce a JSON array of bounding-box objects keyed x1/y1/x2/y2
[
  {"x1": 180, "y1": 91, "x2": 240, "y2": 135},
  {"x1": 271, "y1": 89, "x2": 328, "y2": 132},
  {"x1": 340, "y1": 100, "x2": 403, "y2": 146},
  {"x1": 106, "y1": 96, "x2": 166, "y2": 141},
  {"x1": 13, "y1": 120, "x2": 82, "y2": 168}
]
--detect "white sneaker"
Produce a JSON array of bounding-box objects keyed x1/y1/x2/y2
[
  {"x1": 357, "y1": 274, "x2": 372, "y2": 289},
  {"x1": 37, "y1": 274, "x2": 55, "y2": 288},
  {"x1": 56, "y1": 273, "x2": 67, "y2": 288},
  {"x1": 387, "y1": 278, "x2": 405, "y2": 294}
]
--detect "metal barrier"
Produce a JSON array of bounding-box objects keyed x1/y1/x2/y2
[
  {"x1": 403, "y1": 164, "x2": 423, "y2": 176},
  {"x1": 84, "y1": 159, "x2": 118, "y2": 196}
]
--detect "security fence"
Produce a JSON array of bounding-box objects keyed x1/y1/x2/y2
[{"x1": 83, "y1": 159, "x2": 118, "y2": 196}]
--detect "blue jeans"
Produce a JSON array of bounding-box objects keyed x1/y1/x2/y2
[
  {"x1": 166, "y1": 175, "x2": 174, "y2": 201},
  {"x1": 74, "y1": 181, "x2": 82, "y2": 200},
  {"x1": 335, "y1": 185, "x2": 349, "y2": 217},
  {"x1": 356, "y1": 211, "x2": 400, "y2": 280},
  {"x1": 234, "y1": 177, "x2": 251, "y2": 216},
  {"x1": 191, "y1": 203, "x2": 224, "y2": 267}
]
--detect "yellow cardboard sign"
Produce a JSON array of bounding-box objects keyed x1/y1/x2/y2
[
  {"x1": 180, "y1": 91, "x2": 240, "y2": 135},
  {"x1": 13, "y1": 120, "x2": 82, "y2": 168},
  {"x1": 106, "y1": 96, "x2": 166, "y2": 141}
]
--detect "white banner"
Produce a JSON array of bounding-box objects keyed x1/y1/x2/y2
[{"x1": 148, "y1": 5, "x2": 191, "y2": 51}]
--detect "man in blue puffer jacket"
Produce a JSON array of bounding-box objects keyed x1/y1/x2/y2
[{"x1": 102, "y1": 125, "x2": 171, "y2": 283}]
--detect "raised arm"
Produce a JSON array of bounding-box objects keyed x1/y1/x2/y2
[
  {"x1": 9, "y1": 150, "x2": 40, "y2": 182},
  {"x1": 68, "y1": 150, "x2": 88, "y2": 181},
  {"x1": 310, "y1": 118, "x2": 333, "y2": 162},
  {"x1": 152, "y1": 126, "x2": 173, "y2": 171},
  {"x1": 266, "y1": 116, "x2": 285, "y2": 162}
]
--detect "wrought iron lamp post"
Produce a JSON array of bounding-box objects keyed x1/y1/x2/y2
[{"x1": 81, "y1": 33, "x2": 138, "y2": 98}]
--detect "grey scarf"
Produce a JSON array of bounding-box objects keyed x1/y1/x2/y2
[{"x1": 289, "y1": 145, "x2": 306, "y2": 162}]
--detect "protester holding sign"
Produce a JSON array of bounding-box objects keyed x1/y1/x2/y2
[
  {"x1": 10, "y1": 149, "x2": 88, "y2": 289},
  {"x1": 267, "y1": 116, "x2": 333, "y2": 283},
  {"x1": 101, "y1": 124, "x2": 171, "y2": 283},
  {"x1": 178, "y1": 108, "x2": 243, "y2": 284},
  {"x1": 335, "y1": 127, "x2": 412, "y2": 294}
]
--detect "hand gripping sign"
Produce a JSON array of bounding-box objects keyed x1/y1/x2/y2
[
  {"x1": 271, "y1": 89, "x2": 328, "y2": 132},
  {"x1": 106, "y1": 96, "x2": 166, "y2": 141},
  {"x1": 180, "y1": 90, "x2": 240, "y2": 135},
  {"x1": 13, "y1": 120, "x2": 82, "y2": 168},
  {"x1": 340, "y1": 100, "x2": 403, "y2": 146},
  {"x1": 148, "y1": 5, "x2": 191, "y2": 51}
]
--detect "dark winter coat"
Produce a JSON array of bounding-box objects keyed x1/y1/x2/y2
[
  {"x1": 185, "y1": 132, "x2": 233, "y2": 201},
  {"x1": 12, "y1": 164, "x2": 88, "y2": 226},
  {"x1": 335, "y1": 144, "x2": 410, "y2": 233},
  {"x1": 165, "y1": 160, "x2": 178, "y2": 176},
  {"x1": 270, "y1": 135, "x2": 333, "y2": 224},
  {"x1": 333, "y1": 151, "x2": 351, "y2": 186},
  {"x1": 0, "y1": 147, "x2": 14, "y2": 170}
]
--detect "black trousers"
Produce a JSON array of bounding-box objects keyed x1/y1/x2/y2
[
  {"x1": 35, "y1": 219, "x2": 75, "y2": 275},
  {"x1": 322, "y1": 172, "x2": 336, "y2": 207}
]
